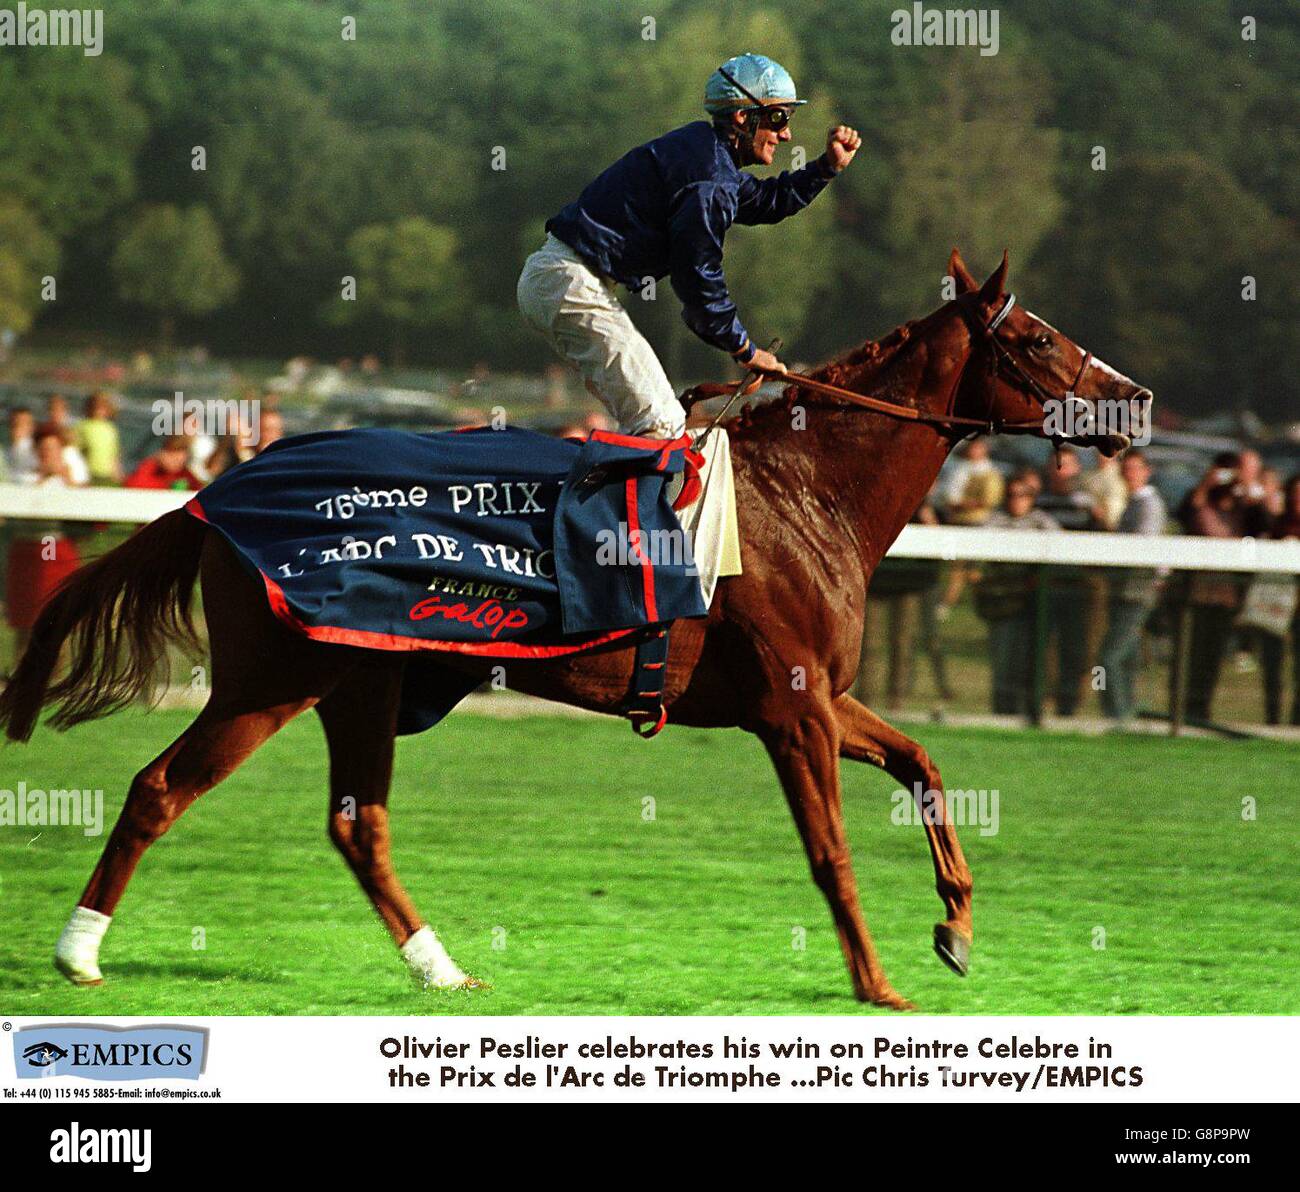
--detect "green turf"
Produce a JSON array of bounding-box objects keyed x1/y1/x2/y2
[{"x1": 0, "y1": 710, "x2": 1295, "y2": 1015}]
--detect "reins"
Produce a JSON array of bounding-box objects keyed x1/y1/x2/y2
[
  {"x1": 752, "y1": 366, "x2": 1003, "y2": 431},
  {"x1": 703, "y1": 292, "x2": 1102, "y2": 443}
]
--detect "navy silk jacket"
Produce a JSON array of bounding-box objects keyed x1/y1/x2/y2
[{"x1": 546, "y1": 121, "x2": 835, "y2": 362}]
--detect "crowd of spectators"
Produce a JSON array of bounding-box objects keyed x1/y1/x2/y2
[
  {"x1": 1, "y1": 391, "x2": 283, "y2": 654},
  {"x1": 864, "y1": 437, "x2": 1300, "y2": 728},
  {"x1": 3, "y1": 391, "x2": 284, "y2": 491}
]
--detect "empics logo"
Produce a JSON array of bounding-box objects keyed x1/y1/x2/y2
[
  {"x1": 50, "y1": 1122, "x2": 151, "y2": 1174},
  {"x1": 14, "y1": 1024, "x2": 206, "y2": 1081},
  {"x1": 21, "y1": 1040, "x2": 69, "y2": 1068}
]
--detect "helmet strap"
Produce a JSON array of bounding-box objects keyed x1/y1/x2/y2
[
  {"x1": 721, "y1": 109, "x2": 761, "y2": 164},
  {"x1": 716, "y1": 64, "x2": 767, "y2": 162}
]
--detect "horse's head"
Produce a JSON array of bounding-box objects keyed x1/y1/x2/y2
[{"x1": 947, "y1": 249, "x2": 1152, "y2": 458}]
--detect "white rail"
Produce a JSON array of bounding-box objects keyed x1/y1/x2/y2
[
  {"x1": 0, "y1": 483, "x2": 191, "y2": 523},
  {"x1": 890, "y1": 524, "x2": 1300, "y2": 574},
  {"x1": 2, "y1": 483, "x2": 1299, "y2": 574}
]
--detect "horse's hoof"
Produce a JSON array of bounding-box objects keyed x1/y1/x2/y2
[
  {"x1": 933, "y1": 924, "x2": 971, "y2": 977},
  {"x1": 421, "y1": 973, "x2": 490, "y2": 992},
  {"x1": 855, "y1": 985, "x2": 915, "y2": 1011},
  {"x1": 54, "y1": 956, "x2": 103, "y2": 986}
]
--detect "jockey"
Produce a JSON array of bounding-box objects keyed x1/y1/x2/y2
[{"x1": 518, "y1": 52, "x2": 861, "y2": 440}]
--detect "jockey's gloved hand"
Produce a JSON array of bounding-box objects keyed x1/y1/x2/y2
[{"x1": 747, "y1": 348, "x2": 786, "y2": 375}]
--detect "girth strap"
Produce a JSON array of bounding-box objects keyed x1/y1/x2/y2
[{"x1": 624, "y1": 625, "x2": 670, "y2": 738}]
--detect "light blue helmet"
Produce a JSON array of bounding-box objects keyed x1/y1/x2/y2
[{"x1": 704, "y1": 53, "x2": 807, "y2": 115}]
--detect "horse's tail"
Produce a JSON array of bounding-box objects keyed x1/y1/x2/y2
[{"x1": 0, "y1": 509, "x2": 207, "y2": 743}]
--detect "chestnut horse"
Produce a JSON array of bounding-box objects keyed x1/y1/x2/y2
[{"x1": 0, "y1": 251, "x2": 1149, "y2": 1008}]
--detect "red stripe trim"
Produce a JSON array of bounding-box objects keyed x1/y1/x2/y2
[
  {"x1": 625, "y1": 475, "x2": 658, "y2": 623},
  {"x1": 259, "y1": 568, "x2": 636, "y2": 658},
  {"x1": 630, "y1": 704, "x2": 668, "y2": 737},
  {"x1": 673, "y1": 447, "x2": 705, "y2": 510},
  {"x1": 585, "y1": 430, "x2": 701, "y2": 506},
  {"x1": 186, "y1": 502, "x2": 636, "y2": 660},
  {"x1": 588, "y1": 429, "x2": 692, "y2": 452}
]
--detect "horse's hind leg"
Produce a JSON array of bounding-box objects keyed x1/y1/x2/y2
[
  {"x1": 55, "y1": 534, "x2": 342, "y2": 985},
  {"x1": 56, "y1": 696, "x2": 318, "y2": 984},
  {"x1": 315, "y1": 661, "x2": 482, "y2": 990},
  {"x1": 833, "y1": 693, "x2": 974, "y2": 977}
]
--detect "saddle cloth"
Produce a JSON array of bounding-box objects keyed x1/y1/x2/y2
[
  {"x1": 681, "y1": 425, "x2": 743, "y2": 605},
  {"x1": 185, "y1": 425, "x2": 739, "y2": 667}
]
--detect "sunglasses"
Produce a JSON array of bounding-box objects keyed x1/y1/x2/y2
[{"x1": 752, "y1": 106, "x2": 793, "y2": 131}]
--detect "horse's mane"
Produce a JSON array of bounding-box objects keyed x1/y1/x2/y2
[{"x1": 726, "y1": 318, "x2": 923, "y2": 440}]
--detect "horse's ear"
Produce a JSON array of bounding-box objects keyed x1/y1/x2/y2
[
  {"x1": 978, "y1": 250, "x2": 1009, "y2": 305},
  {"x1": 949, "y1": 248, "x2": 978, "y2": 294}
]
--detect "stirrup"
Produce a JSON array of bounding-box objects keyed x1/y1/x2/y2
[{"x1": 628, "y1": 704, "x2": 668, "y2": 738}]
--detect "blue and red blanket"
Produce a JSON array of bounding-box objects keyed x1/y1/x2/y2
[{"x1": 186, "y1": 426, "x2": 706, "y2": 666}]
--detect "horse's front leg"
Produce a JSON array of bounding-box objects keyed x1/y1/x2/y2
[
  {"x1": 834, "y1": 693, "x2": 973, "y2": 977},
  {"x1": 759, "y1": 704, "x2": 912, "y2": 1010}
]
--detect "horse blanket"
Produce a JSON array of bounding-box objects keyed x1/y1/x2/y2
[{"x1": 185, "y1": 426, "x2": 711, "y2": 729}]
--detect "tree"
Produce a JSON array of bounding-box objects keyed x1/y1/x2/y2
[
  {"x1": 0, "y1": 55, "x2": 145, "y2": 238},
  {"x1": 0, "y1": 0, "x2": 1291, "y2": 402},
  {"x1": 0, "y1": 200, "x2": 60, "y2": 336},
  {"x1": 1035, "y1": 153, "x2": 1300, "y2": 416},
  {"x1": 207, "y1": 71, "x2": 368, "y2": 343},
  {"x1": 811, "y1": 48, "x2": 1064, "y2": 352},
  {"x1": 111, "y1": 204, "x2": 239, "y2": 345},
  {"x1": 325, "y1": 218, "x2": 465, "y2": 366}
]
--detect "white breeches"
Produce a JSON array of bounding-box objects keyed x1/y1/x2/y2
[{"x1": 517, "y1": 234, "x2": 686, "y2": 439}]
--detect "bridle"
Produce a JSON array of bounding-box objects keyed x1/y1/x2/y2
[
  {"x1": 722, "y1": 291, "x2": 1131, "y2": 445},
  {"x1": 951, "y1": 290, "x2": 1093, "y2": 438}
]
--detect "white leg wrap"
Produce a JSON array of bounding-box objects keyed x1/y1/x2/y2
[
  {"x1": 401, "y1": 926, "x2": 469, "y2": 989},
  {"x1": 54, "y1": 906, "x2": 111, "y2": 985}
]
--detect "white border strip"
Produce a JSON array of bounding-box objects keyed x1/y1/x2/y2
[{"x1": 3, "y1": 1014, "x2": 1293, "y2": 1103}]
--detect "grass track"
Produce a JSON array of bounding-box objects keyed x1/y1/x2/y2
[{"x1": 1, "y1": 710, "x2": 1295, "y2": 1015}]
